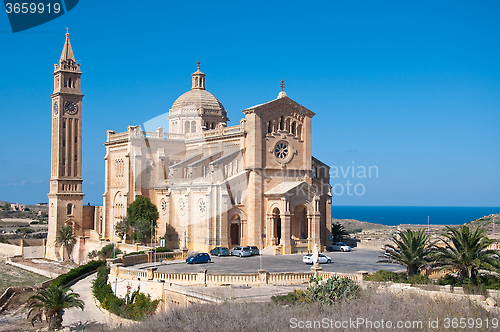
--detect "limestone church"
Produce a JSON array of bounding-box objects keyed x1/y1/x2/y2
[{"x1": 47, "y1": 31, "x2": 333, "y2": 261}]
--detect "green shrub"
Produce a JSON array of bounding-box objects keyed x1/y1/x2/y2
[
  {"x1": 306, "y1": 276, "x2": 359, "y2": 305},
  {"x1": 271, "y1": 289, "x2": 306, "y2": 305},
  {"x1": 272, "y1": 276, "x2": 359, "y2": 306},
  {"x1": 124, "y1": 251, "x2": 145, "y2": 257},
  {"x1": 91, "y1": 265, "x2": 160, "y2": 321},
  {"x1": 51, "y1": 260, "x2": 105, "y2": 288},
  {"x1": 365, "y1": 270, "x2": 406, "y2": 282},
  {"x1": 365, "y1": 270, "x2": 429, "y2": 284},
  {"x1": 92, "y1": 266, "x2": 113, "y2": 302},
  {"x1": 97, "y1": 244, "x2": 123, "y2": 258},
  {"x1": 437, "y1": 273, "x2": 500, "y2": 292},
  {"x1": 154, "y1": 247, "x2": 172, "y2": 253},
  {"x1": 406, "y1": 274, "x2": 430, "y2": 284}
]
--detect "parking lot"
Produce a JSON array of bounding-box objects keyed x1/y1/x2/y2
[{"x1": 134, "y1": 248, "x2": 403, "y2": 274}]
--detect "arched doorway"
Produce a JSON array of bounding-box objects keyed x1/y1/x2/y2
[
  {"x1": 230, "y1": 214, "x2": 241, "y2": 245},
  {"x1": 272, "y1": 207, "x2": 281, "y2": 245},
  {"x1": 292, "y1": 205, "x2": 308, "y2": 240}
]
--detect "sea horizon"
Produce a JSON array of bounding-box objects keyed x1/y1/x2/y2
[{"x1": 332, "y1": 206, "x2": 500, "y2": 226}]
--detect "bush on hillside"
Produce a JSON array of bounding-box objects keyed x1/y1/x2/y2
[
  {"x1": 365, "y1": 270, "x2": 430, "y2": 284},
  {"x1": 92, "y1": 265, "x2": 160, "y2": 321},
  {"x1": 272, "y1": 276, "x2": 359, "y2": 305},
  {"x1": 437, "y1": 273, "x2": 500, "y2": 293}
]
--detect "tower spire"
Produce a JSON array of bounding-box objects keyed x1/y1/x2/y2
[{"x1": 60, "y1": 28, "x2": 75, "y2": 62}]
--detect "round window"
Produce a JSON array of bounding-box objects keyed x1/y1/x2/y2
[{"x1": 274, "y1": 141, "x2": 289, "y2": 160}]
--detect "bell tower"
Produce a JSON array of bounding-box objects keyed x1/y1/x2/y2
[{"x1": 47, "y1": 29, "x2": 84, "y2": 261}]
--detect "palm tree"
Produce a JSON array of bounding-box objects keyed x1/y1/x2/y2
[
  {"x1": 434, "y1": 225, "x2": 500, "y2": 280},
  {"x1": 28, "y1": 285, "x2": 84, "y2": 330},
  {"x1": 378, "y1": 228, "x2": 434, "y2": 278},
  {"x1": 331, "y1": 222, "x2": 349, "y2": 241},
  {"x1": 56, "y1": 225, "x2": 76, "y2": 261}
]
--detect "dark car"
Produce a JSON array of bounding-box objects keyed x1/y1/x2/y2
[
  {"x1": 249, "y1": 246, "x2": 259, "y2": 255},
  {"x1": 186, "y1": 253, "x2": 211, "y2": 264},
  {"x1": 210, "y1": 246, "x2": 230, "y2": 256}
]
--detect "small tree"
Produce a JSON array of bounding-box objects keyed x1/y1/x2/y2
[
  {"x1": 434, "y1": 225, "x2": 500, "y2": 280},
  {"x1": 115, "y1": 217, "x2": 130, "y2": 242},
  {"x1": 127, "y1": 196, "x2": 158, "y2": 245},
  {"x1": 56, "y1": 225, "x2": 76, "y2": 262},
  {"x1": 127, "y1": 196, "x2": 159, "y2": 226},
  {"x1": 331, "y1": 222, "x2": 349, "y2": 241},
  {"x1": 28, "y1": 286, "x2": 84, "y2": 330},
  {"x1": 378, "y1": 228, "x2": 434, "y2": 278}
]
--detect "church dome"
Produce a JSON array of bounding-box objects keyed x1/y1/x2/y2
[
  {"x1": 170, "y1": 62, "x2": 225, "y2": 114},
  {"x1": 171, "y1": 89, "x2": 225, "y2": 112}
]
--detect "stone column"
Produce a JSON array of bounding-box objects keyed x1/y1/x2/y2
[
  {"x1": 281, "y1": 212, "x2": 292, "y2": 254},
  {"x1": 197, "y1": 269, "x2": 207, "y2": 286},
  {"x1": 307, "y1": 215, "x2": 313, "y2": 251},
  {"x1": 265, "y1": 213, "x2": 273, "y2": 247}
]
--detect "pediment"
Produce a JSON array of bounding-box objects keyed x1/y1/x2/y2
[
  {"x1": 264, "y1": 181, "x2": 316, "y2": 198},
  {"x1": 242, "y1": 96, "x2": 315, "y2": 120}
]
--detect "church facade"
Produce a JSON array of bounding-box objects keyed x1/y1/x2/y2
[{"x1": 48, "y1": 32, "x2": 333, "y2": 260}]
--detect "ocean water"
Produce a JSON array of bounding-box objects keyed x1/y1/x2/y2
[{"x1": 332, "y1": 206, "x2": 500, "y2": 226}]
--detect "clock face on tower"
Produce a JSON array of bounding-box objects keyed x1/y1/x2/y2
[
  {"x1": 53, "y1": 102, "x2": 58, "y2": 115},
  {"x1": 64, "y1": 101, "x2": 78, "y2": 115}
]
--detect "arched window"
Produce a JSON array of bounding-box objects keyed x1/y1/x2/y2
[
  {"x1": 280, "y1": 116, "x2": 284, "y2": 131},
  {"x1": 185, "y1": 121, "x2": 190, "y2": 133},
  {"x1": 68, "y1": 77, "x2": 72, "y2": 88},
  {"x1": 291, "y1": 122, "x2": 296, "y2": 135},
  {"x1": 267, "y1": 120, "x2": 272, "y2": 133},
  {"x1": 67, "y1": 203, "x2": 73, "y2": 215},
  {"x1": 297, "y1": 124, "x2": 302, "y2": 140},
  {"x1": 191, "y1": 121, "x2": 196, "y2": 133}
]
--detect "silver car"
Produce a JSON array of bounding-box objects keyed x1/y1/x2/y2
[
  {"x1": 327, "y1": 242, "x2": 352, "y2": 252},
  {"x1": 231, "y1": 246, "x2": 252, "y2": 257}
]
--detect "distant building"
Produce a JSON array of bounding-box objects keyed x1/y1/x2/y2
[{"x1": 10, "y1": 203, "x2": 26, "y2": 211}]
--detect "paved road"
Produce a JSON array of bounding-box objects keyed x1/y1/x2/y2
[
  {"x1": 63, "y1": 273, "x2": 130, "y2": 328},
  {"x1": 135, "y1": 248, "x2": 403, "y2": 274}
]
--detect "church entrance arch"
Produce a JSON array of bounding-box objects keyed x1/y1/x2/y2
[
  {"x1": 291, "y1": 205, "x2": 308, "y2": 241},
  {"x1": 230, "y1": 214, "x2": 241, "y2": 245}
]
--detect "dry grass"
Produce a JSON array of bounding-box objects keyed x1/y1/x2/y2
[
  {"x1": 80, "y1": 289, "x2": 498, "y2": 332},
  {"x1": 0, "y1": 261, "x2": 48, "y2": 294}
]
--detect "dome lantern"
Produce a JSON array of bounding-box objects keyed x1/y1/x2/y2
[{"x1": 191, "y1": 61, "x2": 206, "y2": 90}]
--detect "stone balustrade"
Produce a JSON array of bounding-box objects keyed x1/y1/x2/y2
[{"x1": 109, "y1": 264, "x2": 367, "y2": 287}]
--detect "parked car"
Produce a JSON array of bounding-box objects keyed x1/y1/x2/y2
[
  {"x1": 302, "y1": 253, "x2": 332, "y2": 264},
  {"x1": 186, "y1": 253, "x2": 211, "y2": 264},
  {"x1": 326, "y1": 242, "x2": 352, "y2": 252},
  {"x1": 231, "y1": 246, "x2": 252, "y2": 257},
  {"x1": 249, "y1": 246, "x2": 259, "y2": 255},
  {"x1": 210, "y1": 246, "x2": 230, "y2": 256}
]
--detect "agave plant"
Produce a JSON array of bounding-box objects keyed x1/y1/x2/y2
[
  {"x1": 378, "y1": 228, "x2": 434, "y2": 278},
  {"x1": 434, "y1": 225, "x2": 500, "y2": 280},
  {"x1": 28, "y1": 285, "x2": 84, "y2": 330}
]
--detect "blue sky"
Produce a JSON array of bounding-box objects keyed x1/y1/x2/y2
[{"x1": 0, "y1": 1, "x2": 499, "y2": 207}]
